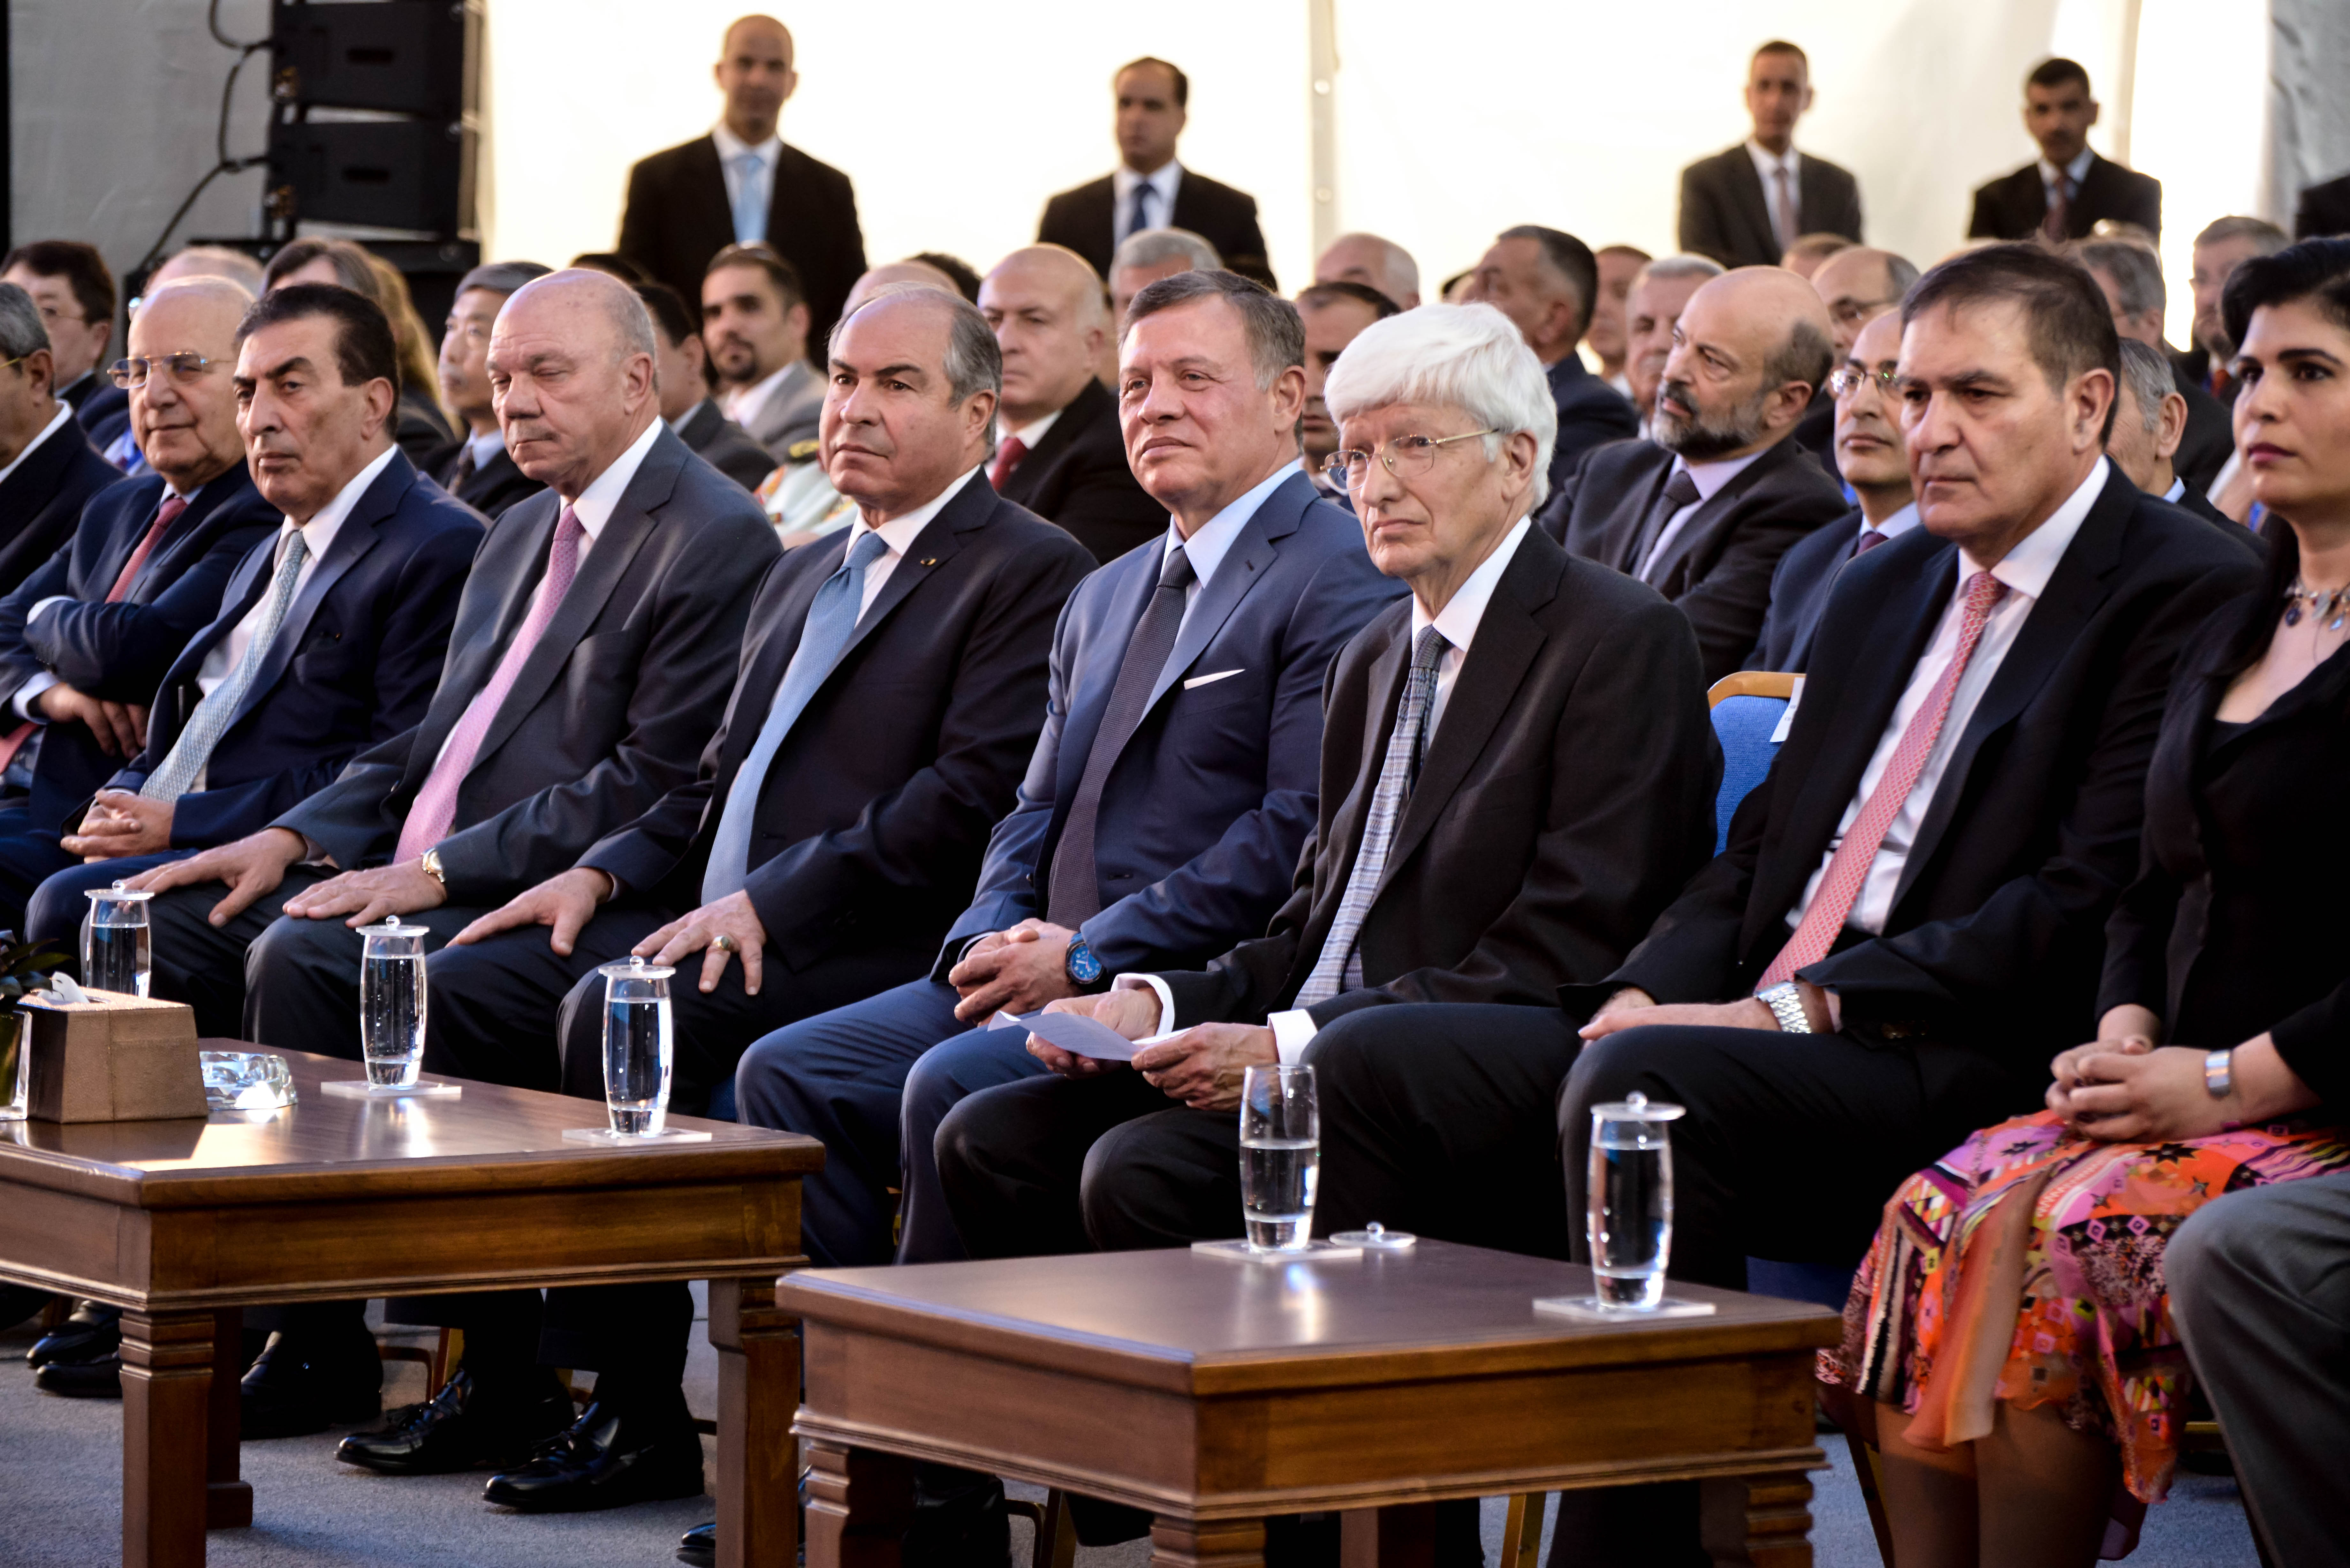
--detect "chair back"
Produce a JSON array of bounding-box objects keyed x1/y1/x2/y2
[{"x1": 1706, "y1": 671, "x2": 1799, "y2": 854}]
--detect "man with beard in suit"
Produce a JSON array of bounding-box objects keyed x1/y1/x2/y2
[{"x1": 432, "y1": 260, "x2": 551, "y2": 518}]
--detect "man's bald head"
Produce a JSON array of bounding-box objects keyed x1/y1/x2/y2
[
  {"x1": 1314, "y1": 233, "x2": 1419, "y2": 309},
  {"x1": 716, "y1": 14, "x2": 796, "y2": 144},
  {"x1": 1651, "y1": 266, "x2": 1834, "y2": 461},
  {"x1": 489, "y1": 269, "x2": 659, "y2": 499},
  {"x1": 842, "y1": 261, "x2": 960, "y2": 319},
  {"x1": 1809, "y1": 245, "x2": 1920, "y2": 357},
  {"x1": 982, "y1": 246, "x2": 1111, "y2": 426},
  {"x1": 127, "y1": 277, "x2": 254, "y2": 490}
]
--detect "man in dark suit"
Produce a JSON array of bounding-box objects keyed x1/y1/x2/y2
[
  {"x1": 0, "y1": 279, "x2": 278, "y2": 932},
  {"x1": 1297, "y1": 280, "x2": 1400, "y2": 506},
  {"x1": 1037, "y1": 58, "x2": 1271, "y2": 285},
  {"x1": 637, "y1": 280, "x2": 775, "y2": 491},
  {"x1": 1, "y1": 241, "x2": 128, "y2": 442},
  {"x1": 936, "y1": 299, "x2": 1719, "y2": 1265},
  {"x1": 333, "y1": 290, "x2": 1096, "y2": 1519},
  {"x1": 1678, "y1": 42, "x2": 1865, "y2": 271},
  {"x1": 430, "y1": 260, "x2": 551, "y2": 518},
  {"x1": 14, "y1": 285, "x2": 480, "y2": 975},
  {"x1": 2296, "y1": 172, "x2": 2350, "y2": 239},
  {"x1": 2178, "y1": 216, "x2": 2290, "y2": 403},
  {"x1": 615, "y1": 16, "x2": 865, "y2": 349},
  {"x1": 1793, "y1": 245, "x2": 1921, "y2": 475},
  {"x1": 1750, "y1": 310, "x2": 1919, "y2": 672},
  {"x1": 702, "y1": 242, "x2": 825, "y2": 463},
  {"x1": 0, "y1": 283, "x2": 120, "y2": 597},
  {"x1": 2110, "y1": 338, "x2": 2238, "y2": 530},
  {"x1": 1460, "y1": 227, "x2": 1640, "y2": 494},
  {"x1": 1539, "y1": 266, "x2": 1847, "y2": 682},
  {"x1": 2073, "y1": 238, "x2": 2230, "y2": 495},
  {"x1": 733, "y1": 269, "x2": 1399, "y2": 1274},
  {"x1": 979, "y1": 245, "x2": 1165, "y2": 562},
  {"x1": 1968, "y1": 58, "x2": 2161, "y2": 242}
]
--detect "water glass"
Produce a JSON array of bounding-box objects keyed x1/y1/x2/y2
[
  {"x1": 1586, "y1": 1091, "x2": 1687, "y2": 1310},
  {"x1": 0, "y1": 1016, "x2": 27, "y2": 1121},
  {"x1": 82, "y1": 882, "x2": 153, "y2": 996},
  {"x1": 1239, "y1": 1062, "x2": 1318, "y2": 1252},
  {"x1": 359, "y1": 921, "x2": 430, "y2": 1089},
  {"x1": 598, "y1": 958, "x2": 674, "y2": 1136}
]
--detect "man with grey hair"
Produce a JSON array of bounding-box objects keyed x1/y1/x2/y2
[
  {"x1": 2074, "y1": 237, "x2": 2230, "y2": 494},
  {"x1": 1314, "y1": 231, "x2": 1420, "y2": 309},
  {"x1": 954, "y1": 296, "x2": 1717, "y2": 1272},
  {"x1": 2109, "y1": 336, "x2": 2233, "y2": 530},
  {"x1": 431, "y1": 259, "x2": 554, "y2": 516},
  {"x1": 1541, "y1": 265, "x2": 1849, "y2": 682},
  {"x1": 2183, "y1": 215, "x2": 2289, "y2": 403},
  {"x1": 1625, "y1": 254, "x2": 1724, "y2": 431},
  {"x1": 1460, "y1": 226, "x2": 1640, "y2": 492},
  {"x1": 0, "y1": 282, "x2": 120, "y2": 594},
  {"x1": 1108, "y1": 225, "x2": 1220, "y2": 323}
]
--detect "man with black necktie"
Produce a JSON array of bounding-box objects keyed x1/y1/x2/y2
[
  {"x1": 1968, "y1": 58, "x2": 2162, "y2": 243},
  {"x1": 978, "y1": 245, "x2": 1163, "y2": 563},
  {"x1": 1037, "y1": 58, "x2": 1271, "y2": 286},
  {"x1": 616, "y1": 15, "x2": 866, "y2": 349},
  {"x1": 1677, "y1": 42, "x2": 1865, "y2": 272},
  {"x1": 431, "y1": 260, "x2": 552, "y2": 518},
  {"x1": 1538, "y1": 265, "x2": 1847, "y2": 682},
  {"x1": 1750, "y1": 309, "x2": 1919, "y2": 672},
  {"x1": 1460, "y1": 227, "x2": 1640, "y2": 494},
  {"x1": 0, "y1": 283, "x2": 121, "y2": 598}
]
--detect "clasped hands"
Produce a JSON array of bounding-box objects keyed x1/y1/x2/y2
[
  {"x1": 2042, "y1": 1004, "x2": 2309, "y2": 1142},
  {"x1": 1023, "y1": 986, "x2": 1276, "y2": 1113}
]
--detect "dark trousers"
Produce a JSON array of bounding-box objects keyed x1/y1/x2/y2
[
  {"x1": 896, "y1": 1023, "x2": 1052, "y2": 1262},
  {"x1": 68, "y1": 862, "x2": 335, "y2": 1038},
  {"x1": 0, "y1": 808, "x2": 77, "y2": 935}
]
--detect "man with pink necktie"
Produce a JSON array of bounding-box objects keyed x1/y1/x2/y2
[{"x1": 1675, "y1": 41, "x2": 1864, "y2": 272}]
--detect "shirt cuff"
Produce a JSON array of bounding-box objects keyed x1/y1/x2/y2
[
  {"x1": 1111, "y1": 971, "x2": 1176, "y2": 1035},
  {"x1": 13, "y1": 671, "x2": 59, "y2": 722},
  {"x1": 25, "y1": 596, "x2": 68, "y2": 627},
  {"x1": 1268, "y1": 1008, "x2": 1318, "y2": 1064}
]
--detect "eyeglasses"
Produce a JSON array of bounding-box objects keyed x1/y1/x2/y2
[
  {"x1": 109, "y1": 353, "x2": 219, "y2": 389},
  {"x1": 1827, "y1": 366, "x2": 1899, "y2": 399},
  {"x1": 33, "y1": 304, "x2": 90, "y2": 327},
  {"x1": 1826, "y1": 298, "x2": 1898, "y2": 329},
  {"x1": 1323, "y1": 429, "x2": 1498, "y2": 489}
]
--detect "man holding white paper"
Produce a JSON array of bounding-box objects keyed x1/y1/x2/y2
[{"x1": 934, "y1": 303, "x2": 1719, "y2": 1263}]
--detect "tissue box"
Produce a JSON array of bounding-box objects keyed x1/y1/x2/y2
[{"x1": 20, "y1": 990, "x2": 208, "y2": 1122}]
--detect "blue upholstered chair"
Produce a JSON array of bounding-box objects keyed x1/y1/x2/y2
[{"x1": 1706, "y1": 670, "x2": 1798, "y2": 853}]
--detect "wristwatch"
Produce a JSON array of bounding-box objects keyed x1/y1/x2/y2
[
  {"x1": 1758, "y1": 982, "x2": 1813, "y2": 1034},
  {"x1": 1064, "y1": 934, "x2": 1104, "y2": 991},
  {"x1": 418, "y1": 848, "x2": 447, "y2": 891},
  {"x1": 2203, "y1": 1047, "x2": 2235, "y2": 1099}
]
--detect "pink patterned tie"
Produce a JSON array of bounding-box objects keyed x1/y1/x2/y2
[
  {"x1": 1755, "y1": 570, "x2": 2009, "y2": 991},
  {"x1": 394, "y1": 508, "x2": 584, "y2": 864}
]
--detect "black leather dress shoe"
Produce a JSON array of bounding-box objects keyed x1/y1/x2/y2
[
  {"x1": 677, "y1": 1521, "x2": 716, "y2": 1567},
  {"x1": 482, "y1": 1401, "x2": 704, "y2": 1512},
  {"x1": 33, "y1": 1352, "x2": 123, "y2": 1398},
  {"x1": 27, "y1": 1300, "x2": 118, "y2": 1369},
  {"x1": 337, "y1": 1368, "x2": 575, "y2": 1475},
  {"x1": 240, "y1": 1328, "x2": 383, "y2": 1439}
]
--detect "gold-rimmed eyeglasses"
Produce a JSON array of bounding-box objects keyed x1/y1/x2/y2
[
  {"x1": 1827, "y1": 366, "x2": 1899, "y2": 399},
  {"x1": 1322, "y1": 429, "x2": 1499, "y2": 490},
  {"x1": 109, "y1": 352, "x2": 219, "y2": 390}
]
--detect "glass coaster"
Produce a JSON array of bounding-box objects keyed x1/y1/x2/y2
[
  {"x1": 1328, "y1": 1223, "x2": 1417, "y2": 1249},
  {"x1": 561, "y1": 1126, "x2": 714, "y2": 1145},
  {"x1": 1191, "y1": 1238, "x2": 1364, "y2": 1263},
  {"x1": 200, "y1": 1050, "x2": 297, "y2": 1112},
  {"x1": 321, "y1": 1078, "x2": 462, "y2": 1099},
  {"x1": 1533, "y1": 1295, "x2": 1718, "y2": 1322}
]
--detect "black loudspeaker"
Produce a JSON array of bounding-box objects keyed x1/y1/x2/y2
[{"x1": 266, "y1": 0, "x2": 481, "y2": 237}]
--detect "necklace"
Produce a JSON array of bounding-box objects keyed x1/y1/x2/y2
[{"x1": 2283, "y1": 578, "x2": 2350, "y2": 632}]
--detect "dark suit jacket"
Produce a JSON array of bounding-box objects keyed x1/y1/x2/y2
[
  {"x1": 2296, "y1": 172, "x2": 2350, "y2": 240},
  {"x1": 0, "y1": 464, "x2": 278, "y2": 829},
  {"x1": 109, "y1": 450, "x2": 482, "y2": 848},
  {"x1": 994, "y1": 378, "x2": 1163, "y2": 565},
  {"x1": 1968, "y1": 153, "x2": 2162, "y2": 241},
  {"x1": 2099, "y1": 599, "x2": 2350, "y2": 1105},
  {"x1": 1564, "y1": 467, "x2": 2265, "y2": 1078},
  {"x1": 1546, "y1": 357, "x2": 1639, "y2": 496},
  {"x1": 60, "y1": 375, "x2": 129, "y2": 443},
  {"x1": 582, "y1": 475, "x2": 1095, "y2": 970},
  {"x1": 674, "y1": 398, "x2": 778, "y2": 493},
  {"x1": 432, "y1": 441, "x2": 544, "y2": 520},
  {"x1": 277, "y1": 428, "x2": 777, "y2": 906},
  {"x1": 0, "y1": 418, "x2": 121, "y2": 598},
  {"x1": 1791, "y1": 393, "x2": 1838, "y2": 479},
  {"x1": 1155, "y1": 525, "x2": 1720, "y2": 1028},
  {"x1": 2167, "y1": 361, "x2": 2232, "y2": 497},
  {"x1": 1540, "y1": 433, "x2": 1850, "y2": 684},
  {"x1": 1748, "y1": 507, "x2": 1870, "y2": 674},
  {"x1": 2174, "y1": 484, "x2": 2239, "y2": 533},
  {"x1": 1677, "y1": 145, "x2": 1865, "y2": 270},
  {"x1": 616, "y1": 135, "x2": 867, "y2": 351},
  {"x1": 941, "y1": 471, "x2": 1402, "y2": 976},
  {"x1": 1036, "y1": 168, "x2": 1271, "y2": 282}
]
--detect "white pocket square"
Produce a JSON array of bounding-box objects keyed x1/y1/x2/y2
[{"x1": 1183, "y1": 668, "x2": 1245, "y2": 690}]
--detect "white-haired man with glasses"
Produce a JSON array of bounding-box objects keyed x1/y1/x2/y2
[{"x1": 936, "y1": 300, "x2": 1721, "y2": 1276}]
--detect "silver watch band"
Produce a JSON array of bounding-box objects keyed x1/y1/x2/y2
[
  {"x1": 1760, "y1": 982, "x2": 1812, "y2": 1034},
  {"x1": 2204, "y1": 1047, "x2": 2234, "y2": 1099}
]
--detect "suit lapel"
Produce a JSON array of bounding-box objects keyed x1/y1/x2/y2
[
  {"x1": 817, "y1": 475, "x2": 987, "y2": 679},
  {"x1": 712, "y1": 539, "x2": 838, "y2": 791},
  {"x1": 1051, "y1": 544, "x2": 1159, "y2": 808},
  {"x1": 226, "y1": 455, "x2": 410, "y2": 730},
  {"x1": 90, "y1": 478, "x2": 169, "y2": 594},
  {"x1": 1013, "y1": 379, "x2": 1100, "y2": 482},
  {"x1": 1299, "y1": 619, "x2": 1411, "y2": 953},
  {"x1": 1728, "y1": 148, "x2": 1777, "y2": 259},
  {"x1": 1142, "y1": 474, "x2": 1312, "y2": 713},
  {"x1": 1646, "y1": 442, "x2": 1789, "y2": 590}
]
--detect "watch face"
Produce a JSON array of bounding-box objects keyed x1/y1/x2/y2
[{"x1": 1067, "y1": 940, "x2": 1103, "y2": 984}]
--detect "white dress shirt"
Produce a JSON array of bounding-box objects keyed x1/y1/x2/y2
[
  {"x1": 722, "y1": 362, "x2": 801, "y2": 433},
  {"x1": 2162, "y1": 477, "x2": 2187, "y2": 504},
  {"x1": 1746, "y1": 140, "x2": 1803, "y2": 248},
  {"x1": 2039, "y1": 147, "x2": 2096, "y2": 211},
  {"x1": 1005, "y1": 408, "x2": 1063, "y2": 452},
  {"x1": 1638, "y1": 448, "x2": 1769, "y2": 581},
  {"x1": 0, "y1": 401, "x2": 75, "y2": 492},
  {"x1": 1112, "y1": 161, "x2": 1184, "y2": 247},
  {"x1": 1856, "y1": 500, "x2": 1923, "y2": 547},
  {"x1": 711, "y1": 121, "x2": 782, "y2": 242},
  {"x1": 460, "y1": 427, "x2": 504, "y2": 474},
  {"x1": 846, "y1": 465, "x2": 983, "y2": 617},
  {"x1": 1786, "y1": 458, "x2": 2108, "y2": 938}
]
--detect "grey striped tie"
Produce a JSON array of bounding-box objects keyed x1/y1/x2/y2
[{"x1": 142, "y1": 533, "x2": 310, "y2": 802}]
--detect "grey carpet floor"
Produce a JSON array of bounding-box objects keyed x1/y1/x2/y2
[{"x1": 0, "y1": 1291, "x2": 2262, "y2": 1567}]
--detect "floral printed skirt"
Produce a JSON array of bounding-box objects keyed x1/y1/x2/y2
[{"x1": 1819, "y1": 1109, "x2": 2350, "y2": 1503}]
